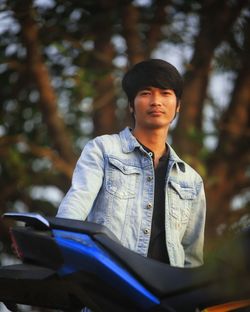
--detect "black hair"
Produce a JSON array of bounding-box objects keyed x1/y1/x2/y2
[{"x1": 122, "y1": 59, "x2": 183, "y2": 107}]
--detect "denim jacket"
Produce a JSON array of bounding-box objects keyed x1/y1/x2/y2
[{"x1": 57, "y1": 127, "x2": 206, "y2": 268}]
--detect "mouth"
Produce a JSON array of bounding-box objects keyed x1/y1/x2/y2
[{"x1": 148, "y1": 110, "x2": 165, "y2": 116}]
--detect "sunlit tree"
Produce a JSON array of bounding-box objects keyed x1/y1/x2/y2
[{"x1": 0, "y1": 0, "x2": 250, "y2": 262}]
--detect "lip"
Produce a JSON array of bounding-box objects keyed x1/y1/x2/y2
[{"x1": 148, "y1": 110, "x2": 165, "y2": 116}]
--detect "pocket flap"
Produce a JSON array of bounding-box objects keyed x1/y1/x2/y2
[
  {"x1": 108, "y1": 157, "x2": 140, "y2": 175},
  {"x1": 169, "y1": 180, "x2": 196, "y2": 200}
]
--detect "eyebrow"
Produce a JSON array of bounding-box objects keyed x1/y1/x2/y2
[{"x1": 140, "y1": 87, "x2": 173, "y2": 91}]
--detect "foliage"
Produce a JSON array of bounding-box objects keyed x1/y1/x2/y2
[{"x1": 0, "y1": 0, "x2": 250, "y2": 262}]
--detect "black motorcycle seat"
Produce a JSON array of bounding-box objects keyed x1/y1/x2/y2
[
  {"x1": 47, "y1": 218, "x2": 211, "y2": 296},
  {"x1": 48, "y1": 218, "x2": 247, "y2": 298},
  {"x1": 93, "y1": 233, "x2": 211, "y2": 297},
  {"x1": 94, "y1": 229, "x2": 250, "y2": 298}
]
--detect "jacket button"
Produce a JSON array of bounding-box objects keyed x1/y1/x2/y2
[
  {"x1": 147, "y1": 176, "x2": 153, "y2": 182},
  {"x1": 143, "y1": 229, "x2": 150, "y2": 234},
  {"x1": 147, "y1": 203, "x2": 153, "y2": 209}
]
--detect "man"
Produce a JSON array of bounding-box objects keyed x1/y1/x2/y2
[{"x1": 57, "y1": 59, "x2": 206, "y2": 268}]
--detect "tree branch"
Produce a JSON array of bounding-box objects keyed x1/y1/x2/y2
[
  {"x1": 205, "y1": 23, "x2": 250, "y2": 232},
  {"x1": 13, "y1": 0, "x2": 77, "y2": 165},
  {"x1": 145, "y1": 0, "x2": 170, "y2": 58},
  {"x1": 89, "y1": 1, "x2": 118, "y2": 136},
  {"x1": 121, "y1": 2, "x2": 145, "y2": 65},
  {"x1": 0, "y1": 135, "x2": 74, "y2": 180},
  {"x1": 173, "y1": 0, "x2": 249, "y2": 157}
]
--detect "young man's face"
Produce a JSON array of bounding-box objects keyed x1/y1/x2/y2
[{"x1": 131, "y1": 86, "x2": 180, "y2": 131}]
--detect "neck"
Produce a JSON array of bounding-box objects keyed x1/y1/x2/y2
[{"x1": 132, "y1": 127, "x2": 168, "y2": 158}]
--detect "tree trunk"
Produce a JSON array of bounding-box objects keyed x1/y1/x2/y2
[
  {"x1": 91, "y1": 1, "x2": 118, "y2": 136},
  {"x1": 172, "y1": 0, "x2": 248, "y2": 159},
  {"x1": 206, "y1": 20, "x2": 250, "y2": 239},
  {"x1": 13, "y1": 0, "x2": 77, "y2": 167},
  {"x1": 122, "y1": 3, "x2": 146, "y2": 66}
]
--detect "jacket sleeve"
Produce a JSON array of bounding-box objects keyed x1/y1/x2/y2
[
  {"x1": 182, "y1": 179, "x2": 206, "y2": 267},
  {"x1": 56, "y1": 137, "x2": 105, "y2": 220}
]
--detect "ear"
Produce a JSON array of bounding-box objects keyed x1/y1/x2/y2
[
  {"x1": 176, "y1": 100, "x2": 181, "y2": 112},
  {"x1": 129, "y1": 105, "x2": 134, "y2": 113}
]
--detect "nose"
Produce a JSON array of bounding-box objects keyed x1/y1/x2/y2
[{"x1": 150, "y1": 90, "x2": 162, "y2": 106}]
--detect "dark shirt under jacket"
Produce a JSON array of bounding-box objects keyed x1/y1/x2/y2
[{"x1": 141, "y1": 144, "x2": 170, "y2": 263}]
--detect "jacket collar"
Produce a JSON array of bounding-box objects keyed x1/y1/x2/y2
[
  {"x1": 167, "y1": 145, "x2": 186, "y2": 172},
  {"x1": 119, "y1": 127, "x2": 186, "y2": 172},
  {"x1": 119, "y1": 127, "x2": 141, "y2": 153}
]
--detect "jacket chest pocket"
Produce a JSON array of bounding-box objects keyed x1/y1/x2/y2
[
  {"x1": 168, "y1": 180, "x2": 197, "y2": 223},
  {"x1": 105, "y1": 157, "x2": 140, "y2": 199}
]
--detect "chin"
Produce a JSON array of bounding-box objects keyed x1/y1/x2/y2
[{"x1": 146, "y1": 123, "x2": 169, "y2": 130}]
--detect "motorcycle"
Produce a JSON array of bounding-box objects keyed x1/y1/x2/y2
[{"x1": 0, "y1": 212, "x2": 249, "y2": 312}]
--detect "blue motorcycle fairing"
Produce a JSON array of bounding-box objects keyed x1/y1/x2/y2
[{"x1": 53, "y1": 229, "x2": 160, "y2": 310}]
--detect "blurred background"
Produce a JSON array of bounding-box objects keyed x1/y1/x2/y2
[{"x1": 0, "y1": 0, "x2": 250, "y2": 279}]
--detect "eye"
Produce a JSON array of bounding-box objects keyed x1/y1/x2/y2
[
  {"x1": 162, "y1": 90, "x2": 170, "y2": 95},
  {"x1": 162, "y1": 89, "x2": 174, "y2": 96},
  {"x1": 139, "y1": 90, "x2": 151, "y2": 96}
]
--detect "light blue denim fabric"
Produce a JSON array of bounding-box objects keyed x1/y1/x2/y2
[{"x1": 57, "y1": 127, "x2": 206, "y2": 269}]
